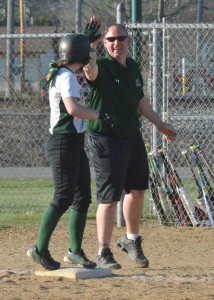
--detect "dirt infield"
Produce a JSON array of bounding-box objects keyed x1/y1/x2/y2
[{"x1": 0, "y1": 221, "x2": 214, "y2": 300}]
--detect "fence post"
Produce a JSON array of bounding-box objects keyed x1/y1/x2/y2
[
  {"x1": 117, "y1": 1, "x2": 126, "y2": 24},
  {"x1": 116, "y1": 2, "x2": 126, "y2": 227},
  {"x1": 152, "y1": 27, "x2": 163, "y2": 153},
  {"x1": 75, "y1": 0, "x2": 83, "y2": 33},
  {"x1": 6, "y1": 0, "x2": 15, "y2": 99},
  {"x1": 162, "y1": 17, "x2": 168, "y2": 150},
  {"x1": 131, "y1": 0, "x2": 142, "y2": 61}
]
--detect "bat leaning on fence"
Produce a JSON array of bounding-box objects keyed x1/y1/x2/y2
[
  {"x1": 149, "y1": 174, "x2": 168, "y2": 225},
  {"x1": 192, "y1": 147, "x2": 214, "y2": 203},
  {"x1": 190, "y1": 145, "x2": 214, "y2": 205},
  {"x1": 190, "y1": 145, "x2": 214, "y2": 226},
  {"x1": 197, "y1": 148, "x2": 214, "y2": 183},
  {"x1": 148, "y1": 148, "x2": 178, "y2": 225},
  {"x1": 157, "y1": 146, "x2": 193, "y2": 226},
  {"x1": 158, "y1": 146, "x2": 200, "y2": 226},
  {"x1": 146, "y1": 144, "x2": 170, "y2": 225},
  {"x1": 164, "y1": 148, "x2": 205, "y2": 226},
  {"x1": 182, "y1": 149, "x2": 208, "y2": 220}
]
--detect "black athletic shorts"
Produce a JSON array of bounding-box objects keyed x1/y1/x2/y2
[{"x1": 88, "y1": 132, "x2": 149, "y2": 203}]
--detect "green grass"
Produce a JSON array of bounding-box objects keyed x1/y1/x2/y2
[
  {"x1": 1, "y1": 180, "x2": 52, "y2": 212},
  {"x1": 0, "y1": 177, "x2": 201, "y2": 229},
  {"x1": 0, "y1": 178, "x2": 98, "y2": 229},
  {"x1": 0, "y1": 178, "x2": 153, "y2": 229}
]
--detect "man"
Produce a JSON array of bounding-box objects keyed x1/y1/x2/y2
[{"x1": 84, "y1": 17, "x2": 177, "y2": 269}]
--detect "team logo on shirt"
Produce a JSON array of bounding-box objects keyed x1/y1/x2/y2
[
  {"x1": 115, "y1": 79, "x2": 120, "y2": 84},
  {"x1": 135, "y1": 79, "x2": 141, "y2": 87}
]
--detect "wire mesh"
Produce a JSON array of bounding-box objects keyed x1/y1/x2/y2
[{"x1": 0, "y1": 21, "x2": 213, "y2": 227}]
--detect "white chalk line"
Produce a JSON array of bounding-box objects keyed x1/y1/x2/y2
[{"x1": 132, "y1": 273, "x2": 214, "y2": 282}]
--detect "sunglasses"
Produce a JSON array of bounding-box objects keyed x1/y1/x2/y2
[{"x1": 105, "y1": 36, "x2": 128, "y2": 42}]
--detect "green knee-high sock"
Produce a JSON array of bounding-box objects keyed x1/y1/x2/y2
[
  {"x1": 36, "y1": 205, "x2": 62, "y2": 254},
  {"x1": 69, "y1": 208, "x2": 87, "y2": 253}
]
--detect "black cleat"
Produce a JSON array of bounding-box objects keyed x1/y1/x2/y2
[
  {"x1": 27, "y1": 245, "x2": 60, "y2": 270},
  {"x1": 64, "y1": 249, "x2": 96, "y2": 268},
  {"x1": 98, "y1": 247, "x2": 121, "y2": 270},
  {"x1": 117, "y1": 235, "x2": 149, "y2": 268}
]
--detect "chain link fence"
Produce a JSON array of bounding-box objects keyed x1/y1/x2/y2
[{"x1": 0, "y1": 22, "x2": 213, "y2": 226}]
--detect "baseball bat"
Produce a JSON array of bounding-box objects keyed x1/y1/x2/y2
[
  {"x1": 160, "y1": 147, "x2": 200, "y2": 226},
  {"x1": 146, "y1": 144, "x2": 170, "y2": 225},
  {"x1": 182, "y1": 149, "x2": 207, "y2": 216},
  {"x1": 191, "y1": 146, "x2": 214, "y2": 205},
  {"x1": 166, "y1": 152, "x2": 201, "y2": 226},
  {"x1": 197, "y1": 149, "x2": 214, "y2": 183},
  {"x1": 190, "y1": 145, "x2": 214, "y2": 226},
  {"x1": 157, "y1": 146, "x2": 192, "y2": 226},
  {"x1": 151, "y1": 152, "x2": 178, "y2": 224},
  {"x1": 149, "y1": 175, "x2": 169, "y2": 225}
]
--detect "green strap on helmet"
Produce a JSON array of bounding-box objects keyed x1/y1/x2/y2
[{"x1": 46, "y1": 60, "x2": 59, "y2": 87}]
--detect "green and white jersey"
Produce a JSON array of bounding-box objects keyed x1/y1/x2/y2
[
  {"x1": 49, "y1": 67, "x2": 85, "y2": 135},
  {"x1": 87, "y1": 53, "x2": 144, "y2": 138}
]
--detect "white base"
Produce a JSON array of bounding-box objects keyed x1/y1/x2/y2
[{"x1": 35, "y1": 266, "x2": 112, "y2": 280}]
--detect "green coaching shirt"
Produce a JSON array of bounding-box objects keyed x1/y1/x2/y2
[{"x1": 87, "y1": 52, "x2": 144, "y2": 138}]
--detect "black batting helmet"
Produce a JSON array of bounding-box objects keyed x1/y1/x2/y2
[{"x1": 58, "y1": 33, "x2": 91, "y2": 66}]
